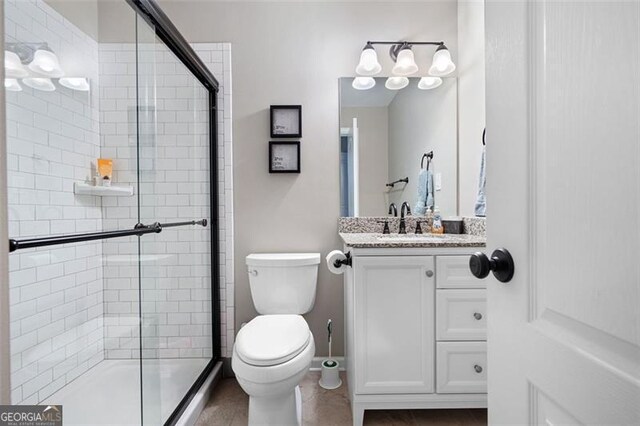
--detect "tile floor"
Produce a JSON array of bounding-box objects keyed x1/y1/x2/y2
[{"x1": 195, "y1": 372, "x2": 487, "y2": 425}]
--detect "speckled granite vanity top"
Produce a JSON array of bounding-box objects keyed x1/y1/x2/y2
[
  {"x1": 338, "y1": 216, "x2": 486, "y2": 248},
  {"x1": 339, "y1": 232, "x2": 486, "y2": 248}
]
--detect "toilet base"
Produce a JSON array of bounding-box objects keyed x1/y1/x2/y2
[{"x1": 248, "y1": 385, "x2": 302, "y2": 426}]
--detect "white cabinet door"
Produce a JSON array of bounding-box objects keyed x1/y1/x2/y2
[
  {"x1": 486, "y1": 1, "x2": 640, "y2": 424},
  {"x1": 354, "y1": 256, "x2": 435, "y2": 394}
]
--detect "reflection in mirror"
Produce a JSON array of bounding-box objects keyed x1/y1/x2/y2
[{"x1": 339, "y1": 77, "x2": 458, "y2": 218}]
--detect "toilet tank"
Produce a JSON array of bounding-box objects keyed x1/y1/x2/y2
[{"x1": 246, "y1": 253, "x2": 320, "y2": 314}]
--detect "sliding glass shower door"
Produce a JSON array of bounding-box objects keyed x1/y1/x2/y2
[
  {"x1": 4, "y1": 1, "x2": 219, "y2": 424},
  {"x1": 135, "y1": 13, "x2": 215, "y2": 425}
]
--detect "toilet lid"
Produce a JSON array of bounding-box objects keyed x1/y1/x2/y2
[{"x1": 235, "y1": 315, "x2": 311, "y2": 367}]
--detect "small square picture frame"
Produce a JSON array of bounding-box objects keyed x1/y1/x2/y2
[
  {"x1": 269, "y1": 141, "x2": 300, "y2": 173},
  {"x1": 270, "y1": 105, "x2": 302, "y2": 138}
]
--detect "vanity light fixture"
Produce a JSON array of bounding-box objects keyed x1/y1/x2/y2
[
  {"x1": 59, "y1": 77, "x2": 90, "y2": 91},
  {"x1": 391, "y1": 44, "x2": 419, "y2": 76},
  {"x1": 417, "y1": 76, "x2": 443, "y2": 90},
  {"x1": 385, "y1": 76, "x2": 409, "y2": 90},
  {"x1": 28, "y1": 49, "x2": 64, "y2": 77},
  {"x1": 352, "y1": 77, "x2": 376, "y2": 90},
  {"x1": 4, "y1": 51, "x2": 28, "y2": 78},
  {"x1": 6, "y1": 43, "x2": 65, "y2": 78},
  {"x1": 353, "y1": 40, "x2": 455, "y2": 90},
  {"x1": 4, "y1": 78, "x2": 22, "y2": 92},
  {"x1": 355, "y1": 43, "x2": 382, "y2": 76},
  {"x1": 22, "y1": 77, "x2": 56, "y2": 92},
  {"x1": 428, "y1": 44, "x2": 456, "y2": 77}
]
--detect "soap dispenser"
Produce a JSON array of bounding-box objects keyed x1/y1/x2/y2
[{"x1": 431, "y1": 206, "x2": 444, "y2": 234}]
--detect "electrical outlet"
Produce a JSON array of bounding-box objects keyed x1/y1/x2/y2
[{"x1": 435, "y1": 173, "x2": 442, "y2": 191}]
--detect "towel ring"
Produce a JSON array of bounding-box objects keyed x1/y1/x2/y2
[{"x1": 421, "y1": 151, "x2": 434, "y2": 170}]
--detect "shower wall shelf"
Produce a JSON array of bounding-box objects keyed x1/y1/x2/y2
[{"x1": 74, "y1": 182, "x2": 134, "y2": 197}]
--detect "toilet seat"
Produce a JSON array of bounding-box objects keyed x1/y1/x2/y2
[{"x1": 236, "y1": 315, "x2": 311, "y2": 366}]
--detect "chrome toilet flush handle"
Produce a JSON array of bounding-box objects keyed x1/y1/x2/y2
[{"x1": 248, "y1": 269, "x2": 258, "y2": 276}]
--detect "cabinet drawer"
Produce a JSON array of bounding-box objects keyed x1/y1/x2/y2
[
  {"x1": 436, "y1": 342, "x2": 487, "y2": 394},
  {"x1": 436, "y1": 290, "x2": 486, "y2": 341},
  {"x1": 436, "y1": 256, "x2": 485, "y2": 289}
]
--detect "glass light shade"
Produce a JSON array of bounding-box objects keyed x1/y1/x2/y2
[
  {"x1": 5, "y1": 51, "x2": 28, "y2": 78},
  {"x1": 385, "y1": 76, "x2": 409, "y2": 90},
  {"x1": 392, "y1": 47, "x2": 418, "y2": 76},
  {"x1": 28, "y1": 50, "x2": 64, "y2": 77},
  {"x1": 22, "y1": 77, "x2": 56, "y2": 92},
  {"x1": 428, "y1": 47, "x2": 456, "y2": 76},
  {"x1": 355, "y1": 45, "x2": 382, "y2": 76},
  {"x1": 59, "y1": 77, "x2": 90, "y2": 91},
  {"x1": 5, "y1": 78, "x2": 22, "y2": 92},
  {"x1": 418, "y1": 76, "x2": 443, "y2": 90},
  {"x1": 352, "y1": 77, "x2": 376, "y2": 90}
]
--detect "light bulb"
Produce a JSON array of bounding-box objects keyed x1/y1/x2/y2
[
  {"x1": 5, "y1": 78, "x2": 22, "y2": 92},
  {"x1": 352, "y1": 77, "x2": 376, "y2": 90},
  {"x1": 28, "y1": 50, "x2": 64, "y2": 78},
  {"x1": 428, "y1": 45, "x2": 456, "y2": 77},
  {"x1": 355, "y1": 43, "x2": 382, "y2": 76},
  {"x1": 4, "y1": 51, "x2": 28, "y2": 78},
  {"x1": 385, "y1": 76, "x2": 409, "y2": 90},
  {"x1": 417, "y1": 76, "x2": 443, "y2": 90},
  {"x1": 59, "y1": 77, "x2": 90, "y2": 91},
  {"x1": 392, "y1": 46, "x2": 418, "y2": 76},
  {"x1": 22, "y1": 77, "x2": 56, "y2": 92}
]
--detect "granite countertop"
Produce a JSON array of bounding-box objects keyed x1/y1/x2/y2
[{"x1": 339, "y1": 232, "x2": 486, "y2": 248}]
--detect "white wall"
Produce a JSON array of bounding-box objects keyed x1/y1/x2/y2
[
  {"x1": 387, "y1": 78, "x2": 458, "y2": 217},
  {"x1": 148, "y1": 0, "x2": 458, "y2": 357},
  {"x1": 340, "y1": 107, "x2": 388, "y2": 217},
  {"x1": 457, "y1": 0, "x2": 486, "y2": 217}
]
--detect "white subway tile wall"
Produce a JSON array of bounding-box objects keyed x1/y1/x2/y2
[
  {"x1": 6, "y1": 0, "x2": 103, "y2": 404},
  {"x1": 6, "y1": 0, "x2": 234, "y2": 404}
]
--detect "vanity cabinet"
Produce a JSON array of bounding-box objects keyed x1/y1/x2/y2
[
  {"x1": 344, "y1": 249, "x2": 487, "y2": 426},
  {"x1": 353, "y1": 256, "x2": 435, "y2": 394}
]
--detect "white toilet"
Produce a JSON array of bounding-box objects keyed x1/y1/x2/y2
[{"x1": 232, "y1": 253, "x2": 320, "y2": 426}]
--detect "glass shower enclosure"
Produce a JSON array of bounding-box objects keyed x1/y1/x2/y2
[{"x1": 4, "y1": 0, "x2": 220, "y2": 424}]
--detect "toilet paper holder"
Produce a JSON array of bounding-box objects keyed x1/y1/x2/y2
[{"x1": 333, "y1": 251, "x2": 352, "y2": 268}]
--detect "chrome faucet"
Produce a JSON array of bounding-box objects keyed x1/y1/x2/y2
[
  {"x1": 399, "y1": 202, "x2": 411, "y2": 234},
  {"x1": 388, "y1": 203, "x2": 398, "y2": 217}
]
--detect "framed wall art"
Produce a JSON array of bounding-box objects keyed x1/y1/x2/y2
[
  {"x1": 269, "y1": 141, "x2": 300, "y2": 173},
  {"x1": 270, "y1": 105, "x2": 302, "y2": 138}
]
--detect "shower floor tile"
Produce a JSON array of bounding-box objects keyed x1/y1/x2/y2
[{"x1": 43, "y1": 358, "x2": 209, "y2": 425}]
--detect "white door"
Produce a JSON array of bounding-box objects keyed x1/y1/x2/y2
[
  {"x1": 353, "y1": 256, "x2": 435, "y2": 394},
  {"x1": 485, "y1": 1, "x2": 640, "y2": 425}
]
